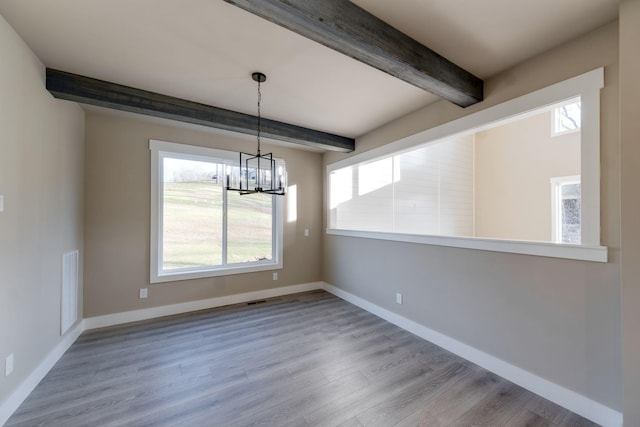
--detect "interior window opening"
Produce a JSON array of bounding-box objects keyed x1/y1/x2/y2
[{"x1": 329, "y1": 98, "x2": 582, "y2": 245}]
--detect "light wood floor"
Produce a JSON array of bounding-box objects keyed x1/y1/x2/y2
[{"x1": 7, "y1": 291, "x2": 598, "y2": 426}]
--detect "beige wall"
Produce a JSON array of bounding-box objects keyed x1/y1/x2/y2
[
  {"x1": 475, "y1": 111, "x2": 580, "y2": 241},
  {"x1": 83, "y1": 111, "x2": 323, "y2": 317},
  {"x1": 0, "y1": 15, "x2": 85, "y2": 407},
  {"x1": 323, "y1": 21, "x2": 621, "y2": 410},
  {"x1": 620, "y1": 0, "x2": 640, "y2": 424},
  {"x1": 1, "y1": 3, "x2": 634, "y2": 424}
]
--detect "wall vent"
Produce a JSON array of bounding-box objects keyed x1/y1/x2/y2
[{"x1": 61, "y1": 250, "x2": 79, "y2": 335}]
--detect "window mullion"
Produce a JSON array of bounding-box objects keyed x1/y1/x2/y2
[
  {"x1": 156, "y1": 153, "x2": 165, "y2": 274},
  {"x1": 272, "y1": 194, "x2": 277, "y2": 261},
  {"x1": 222, "y1": 176, "x2": 228, "y2": 266}
]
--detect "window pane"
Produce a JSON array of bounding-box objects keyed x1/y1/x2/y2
[
  {"x1": 554, "y1": 99, "x2": 581, "y2": 134},
  {"x1": 561, "y1": 182, "x2": 580, "y2": 199},
  {"x1": 330, "y1": 163, "x2": 394, "y2": 233},
  {"x1": 358, "y1": 158, "x2": 393, "y2": 196},
  {"x1": 329, "y1": 136, "x2": 474, "y2": 236},
  {"x1": 330, "y1": 167, "x2": 353, "y2": 209},
  {"x1": 352, "y1": 159, "x2": 394, "y2": 232},
  {"x1": 475, "y1": 108, "x2": 580, "y2": 242},
  {"x1": 162, "y1": 157, "x2": 222, "y2": 270},
  {"x1": 436, "y1": 136, "x2": 475, "y2": 237},
  {"x1": 561, "y1": 183, "x2": 581, "y2": 244},
  {"x1": 227, "y1": 192, "x2": 273, "y2": 264},
  {"x1": 393, "y1": 145, "x2": 439, "y2": 235}
]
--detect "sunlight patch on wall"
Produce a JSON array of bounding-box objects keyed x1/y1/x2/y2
[
  {"x1": 287, "y1": 184, "x2": 298, "y2": 223},
  {"x1": 330, "y1": 168, "x2": 353, "y2": 209},
  {"x1": 358, "y1": 158, "x2": 393, "y2": 196}
]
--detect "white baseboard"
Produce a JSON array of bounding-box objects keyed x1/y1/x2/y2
[
  {"x1": 0, "y1": 321, "x2": 84, "y2": 427},
  {"x1": 0, "y1": 282, "x2": 323, "y2": 426},
  {"x1": 2, "y1": 282, "x2": 621, "y2": 427},
  {"x1": 320, "y1": 282, "x2": 622, "y2": 427},
  {"x1": 84, "y1": 282, "x2": 323, "y2": 330}
]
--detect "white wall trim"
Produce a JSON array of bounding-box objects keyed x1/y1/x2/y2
[
  {"x1": 326, "y1": 229, "x2": 608, "y2": 263},
  {"x1": 327, "y1": 68, "x2": 605, "y2": 254},
  {"x1": 0, "y1": 321, "x2": 84, "y2": 427},
  {"x1": 2, "y1": 281, "x2": 620, "y2": 427},
  {"x1": 327, "y1": 68, "x2": 603, "y2": 172},
  {"x1": 320, "y1": 282, "x2": 622, "y2": 427},
  {"x1": 84, "y1": 282, "x2": 323, "y2": 330},
  {"x1": 149, "y1": 139, "x2": 285, "y2": 284},
  {"x1": 1, "y1": 282, "x2": 323, "y2": 425}
]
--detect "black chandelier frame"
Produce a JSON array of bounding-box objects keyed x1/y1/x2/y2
[{"x1": 226, "y1": 72, "x2": 286, "y2": 196}]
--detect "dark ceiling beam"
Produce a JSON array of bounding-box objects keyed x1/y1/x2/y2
[
  {"x1": 223, "y1": 0, "x2": 484, "y2": 107},
  {"x1": 45, "y1": 68, "x2": 355, "y2": 152}
]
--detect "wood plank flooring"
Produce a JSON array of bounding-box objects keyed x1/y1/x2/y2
[{"x1": 6, "y1": 291, "x2": 599, "y2": 426}]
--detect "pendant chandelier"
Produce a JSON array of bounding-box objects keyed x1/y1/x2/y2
[{"x1": 226, "y1": 72, "x2": 286, "y2": 196}]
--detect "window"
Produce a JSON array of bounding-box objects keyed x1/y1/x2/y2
[
  {"x1": 552, "y1": 97, "x2": 581, "y2": 136},
  {"x1": 329, "y1": 136, "x2": 473, "y2": 237},
  {"x1": 330, "y1": 107, "x2": 578, "y2": 243},
  {"x1": 327, "y1": 68, "x2": 606, "y2": 262},
  {"x1": 150, "y1": 140, "x2": 283, "y2": 283},
  {"x1": 551, "y1": 176, "x2": 581, "y2": 244}
]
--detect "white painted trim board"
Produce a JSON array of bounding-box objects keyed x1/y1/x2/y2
[
  {"x1": 83, "y1": 282, "x2": 322, "y2": 330},
  {"x1": 0, "y1": 321, "x2": 84, "y2": 427},
  {"x1": 1, "y1": 281, "x2": 622, "y2": 427},
  {"x1": 320, "y1": 282, "x2": 622, "y2": 427},
  {"x1": 0, "y1": 282, "x2": 322, "y2": 426}
]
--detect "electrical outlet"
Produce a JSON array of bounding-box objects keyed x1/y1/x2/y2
[
  {"x1": 304, "y1": 228, "x2": 310, "y2": 237},
  {"x1": 396, "y1": 293, "x2": 403, "y2": 305},
  {"x1": 0, "y1": 195, "x2": 4, "y2": 212},
  {"x1": 273, "y1": 272, "x2": 278, "y2": 281},
  {"x1": 5, "y1": 353, "x2": 14, "y2": 376},
  {"x1": 139, "y1": 288, "x2": 148, "y2": 299}
]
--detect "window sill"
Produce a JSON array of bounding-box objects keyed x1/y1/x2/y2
[
  {"x1": 151, "y1": 261, "x2": 282, "y2": 284},
  {"x1": 326, "y1": 229, "x2": 608, "y2": 263}
]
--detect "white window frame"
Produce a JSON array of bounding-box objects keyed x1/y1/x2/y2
[
  {"x1": 150, "y1": 140, "x2": 283, "y2": 284},
  {"x1": 327, "y1": 68, "x2": 607, "y2": 263},
  {"x1": 551, "y1": 175, "x2": 581, "y2": 244}
]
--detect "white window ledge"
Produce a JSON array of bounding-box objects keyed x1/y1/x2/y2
[
  {"x1": 152, "y1": 261, "x2": 281, "y2": 284},
  {"x1": 326, "y1": 229, "x2": 608, "y2": 263}
]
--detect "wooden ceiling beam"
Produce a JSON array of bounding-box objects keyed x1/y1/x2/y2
[
  {"x1": 45, "y1": 68, "x2": 355, "y2": 152},
  {"x1": 223, "y1": 0, "x2": 484, "y2": 107}
]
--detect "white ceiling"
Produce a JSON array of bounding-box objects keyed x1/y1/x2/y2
[{"x1": 0, "y1": 0, "x2": 619, "y2": 142}]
